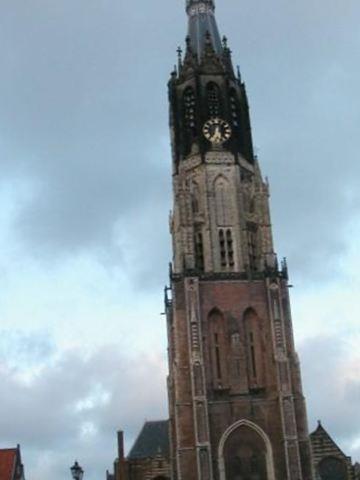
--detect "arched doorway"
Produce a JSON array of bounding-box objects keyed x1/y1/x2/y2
[
  {"x1": 318, "y1": 457, "x2": 347, "y2": 480},
  {"x1": 218, "y1": 420, "x2": 275, "y2": 480}
]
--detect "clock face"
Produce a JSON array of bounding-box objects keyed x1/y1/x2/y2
[{"x1": 203, "y1": 118, "x2": 232, "y2": 145}]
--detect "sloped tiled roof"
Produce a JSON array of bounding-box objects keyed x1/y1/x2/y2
[
  {"x1": 310, "y1": 421, "x2": 348, "y2": 463},
  {"x1": 128, "y1": 421, "x2": 170, "y2": 460},
  {"x1": 0, "y1": 449, "x2": 17, "y2": 480}
]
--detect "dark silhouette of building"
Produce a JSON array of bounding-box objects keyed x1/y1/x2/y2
[{"x1": 354, "y1": 463, "x2": 360, "y2": 480}]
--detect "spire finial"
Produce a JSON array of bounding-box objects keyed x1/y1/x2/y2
[
  {"x1": 186, "y1": 0, "x2": 215, "y2": 12},
  {"x1": 186, "y1": 0, "x2": 221, "y2": 60},
  {"x1": 237, "y1": 65, "x2": 242, "y2": 82},
  {"x1": 177, "y1": 46, "x2": 183, "y2": 71}
]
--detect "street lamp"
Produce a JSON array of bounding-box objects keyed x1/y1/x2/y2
[{"x1": 70, "y1": 461, "x2": 84, "y2": 480}]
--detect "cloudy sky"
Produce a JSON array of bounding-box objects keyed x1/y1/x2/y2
[{"x1": 0, "y1": 0, "x2": 359, "y2": 479}]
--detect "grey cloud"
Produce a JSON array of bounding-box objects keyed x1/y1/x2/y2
[
  {"x1": 0, "y1": 0, "x2": 175, "y2": 269},
  {"x1": 299, "y1": 335, "x2": 360, "y2": 450},
  {"x1": 0, "y1": 0, "x2": 359, "y2": 286},
  {"x1": 222, "y1": 0, "x2": 360, "y2": 281},
  {"x1": 0, "y1": 329, "x2": 55, "y2": 368},
  {"x1": 1, "y1": 333, "x2": 359, "y2": 480},
  {"x1": 0, "y1": 2, "x2": 360, "y2": 477},
  {"x1": 0, "y1": 344, "x2": 167, "y2": 480}
]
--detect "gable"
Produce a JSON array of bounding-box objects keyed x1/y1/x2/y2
[{"x1": 128, "y1": 421, "x2": 170, "y2": 460}]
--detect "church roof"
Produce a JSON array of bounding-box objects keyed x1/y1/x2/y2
[
  {"x1": 310, "y1": 421, "x2": 349, "y2": 462},
  {"x1": 128, "y1": 421, "x2": 170, "y2": 460},
  {"x1": 186, "y1": 0, "x2": 222, "y2": 59}
]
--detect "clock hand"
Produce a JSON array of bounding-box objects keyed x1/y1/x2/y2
[{"x1": 213, "y1": 126, "x2": 222, "y2": 142}]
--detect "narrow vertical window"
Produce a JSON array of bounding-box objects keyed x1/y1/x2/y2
[
  {"x1": 208, "y1": 309, "x2": 228, "y2": 388},
  {"x1": 219, "y1": 228, "x2": 235, "y2": 270},
  {"x1": 183, "y1": 87, "x2": 197, "y2": 154},
  {"x1": 192, "y1": 191, "x2": 199, "y2": 214},
  {"x1": 247, "y1": 227, "x2": 257, "y2": 270},
  {"x1": 226, "y1": 229, "x2": 234, "y2": 267},
  {"x1": 249, "y1": 332, "x2": 257, "y2": 379},
  {"x1": 214, "y1": 333, "x2": 222, "y2": 379},
  {"x1": 207, "y1": 83, "x2": 221, "y2": 118},
  {"x1": 219, "y1": 229, "x2": 226, "y2": 267},
  {"x1": 243, "y1": 308, "x2": 264, "y2": 390},
  {"x1": 194, "y1": 230, "x2": 204, "y2": 271}
]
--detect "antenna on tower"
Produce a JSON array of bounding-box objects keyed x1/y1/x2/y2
[
  {"x1": 177, "y1": 46, "x2": 183, "y2": 71},
  {"x1": 237, "y1": 65, "x2": 242, "y2": 82}
]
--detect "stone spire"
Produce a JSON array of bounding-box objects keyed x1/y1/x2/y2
[{"x1": 186, "y1": 0, "x2": 222, "y2": 59}]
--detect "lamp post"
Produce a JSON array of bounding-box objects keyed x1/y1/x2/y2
[{"x1": 70, "y1": 461, "x2": 84, "y2": 480}]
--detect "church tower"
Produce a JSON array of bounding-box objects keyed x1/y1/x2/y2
[{"x1": 165, "y1": 1, "x2": 315, "y2": 479}]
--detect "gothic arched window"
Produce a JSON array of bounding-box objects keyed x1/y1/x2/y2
[
  {"x1": 243, "y1": 308, "x2": 264, "y2": 390},
  {"x1": 218, "y1": 229, "x2": 235, "y2": 271},
  {"x1": 208, "y1": 309, "x2": 228, "y2": 388},
  {"x1": 207, "y1": 82, "x2": 221, "y2": 118},
  {"x1": 194, "y1": 229, "x2": 204, "y2": 271},
  {"x1": 318, "y1": 457, "x2": 347, "y2": 480},
  {"x1": 247, "y1": 224, "x2": 258, "y2": 271},
  {"x1": 223, "y1": 424, "x2": 268, "y2": 480}
]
